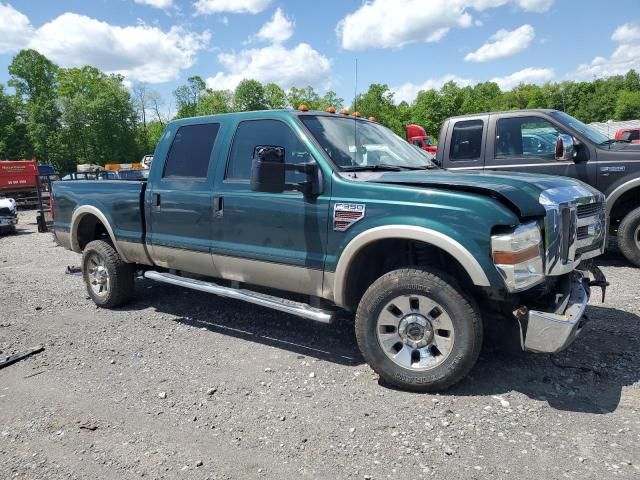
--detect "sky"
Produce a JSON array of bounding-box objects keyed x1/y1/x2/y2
[{"x1": 0, "y1": 0, "x2": 639, "y2": 114}]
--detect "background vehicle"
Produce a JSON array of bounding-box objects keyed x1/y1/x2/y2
[
  {"x1": 435, "y1": 110, "x2": 640, "y2": 266},
  {"x1": 615, "y1": 128, "x2": 640, "y2": 144},
  {"x1": 0, "y1": 160, "x2": 40, "y2": 207},
  {"x1": 406, "y1": 124, "x2": 437, "y2": 154},
  {"x1": 0, "y1": 197, "x2": 18, "y2": 234},
  {"x1": 52, "y1": 110, "x2": 607, "y2": 392}
]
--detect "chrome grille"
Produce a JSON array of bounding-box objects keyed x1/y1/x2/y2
[
  {"x1": 576, "y1": 225, "x2": 589, "y2": 241},
  {"x1": 577, "y1": 202, "x2": 604, "y2": 218}
]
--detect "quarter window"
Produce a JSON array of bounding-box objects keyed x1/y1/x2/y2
[
  {"x1": 495, "y1": 117, "x2": 563, "y2": 159},
  {"x1": 226, "y1": 119, "x2": 313, "y2": 182},
  {"x1": 449, "y1": 120, "x2": 483, "y2": 161},
  {"x1": 163, "y1": 123, "x2": 220, "y2": 178}
]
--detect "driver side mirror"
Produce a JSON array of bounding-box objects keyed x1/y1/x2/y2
[
  {"x1": 555, "y1": 134, "x2": 575, "y2": 161},
  {"x1": 251, "y1": 145, "x2": 286, "y2": 193}
]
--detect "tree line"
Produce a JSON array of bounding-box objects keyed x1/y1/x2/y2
[{"x1": 1, "y1": 49, "x2": 640, "y2": 174}]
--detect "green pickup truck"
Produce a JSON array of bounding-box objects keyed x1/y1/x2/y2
[{"x1": 52, "y1": 109, "x2": 608, "y2": 391}]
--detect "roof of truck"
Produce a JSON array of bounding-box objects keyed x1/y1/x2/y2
[
  {"x1": 447, "y1": 109, "x2": 559, "y2": 119},
  {"x1": 170, "y1": 109, "x2": 378, "y2": 126}
]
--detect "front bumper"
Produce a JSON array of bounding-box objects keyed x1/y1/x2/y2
[
  {"x1": 0, "y1": 215, "x2": 17, "y2": 227},
  {"x1": 514, "y1": 272, "x2": 591, "y2": 354}
]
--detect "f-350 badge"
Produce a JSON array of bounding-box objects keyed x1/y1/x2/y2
[{"x1": 333, "y1": 203, "x2": 365, "y2": 231}]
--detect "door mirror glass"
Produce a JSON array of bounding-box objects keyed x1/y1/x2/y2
[
  {"x1": 555, "y1": 134, "x2": 575, "y2": 161},
  {"x1": 251, "y1": 145, "x2": 286, "y2": 193}
]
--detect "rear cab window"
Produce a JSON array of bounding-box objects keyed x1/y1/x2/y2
[
  {"x1": 163, "y1": 123, "x2": 220, "y2": 179},
  {"x1": 443, "y1": 119, "x2": 486, "y2": 168}
]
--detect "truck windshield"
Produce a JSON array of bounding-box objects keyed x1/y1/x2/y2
[
  {"x1": 550, "y1": 111, "x2": 609, "y2": 145},
  {"x1": 300, "y1": 115, "x2": 437, "y2": 170}
]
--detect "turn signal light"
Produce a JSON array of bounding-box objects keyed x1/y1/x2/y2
[{"x1": 493, "y1": 244, "x2": 540, "y2": 265}]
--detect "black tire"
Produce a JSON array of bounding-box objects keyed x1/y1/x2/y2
[
  {"x1": 355, "y1": 268, "x2": 482, "y2": 392},
  {"x1": 618, "y1": 206, "x2": 640, "y2": 267},
  {"x1": 82, "y1": 240, "x2": 134, "y2": 308}
]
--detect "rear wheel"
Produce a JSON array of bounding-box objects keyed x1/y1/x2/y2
[
  {"x1": 82, "y1": 240, "x2": 134, "y2": 308},
  {"x1": 618, "y1": 206, "x2": 640, "y2": 267},
  {"x1": 355, "y1": 268, "x2": 482, "y2": 392}
]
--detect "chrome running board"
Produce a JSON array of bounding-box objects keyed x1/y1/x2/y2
[{"x1": 144, "y1": 271, "x2": 335, "y2": 324}]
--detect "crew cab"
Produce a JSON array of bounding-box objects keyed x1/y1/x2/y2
[
  {"x1": 435, "y1": 110, "x2": 640, "y2": 266},
  {"x1": 52, "y1": 110, "x2": 608, "y2": 391}
]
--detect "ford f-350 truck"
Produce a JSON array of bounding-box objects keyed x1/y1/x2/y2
[{"x1": 52, "y1": 109, "x2": 608, "y2": 391}]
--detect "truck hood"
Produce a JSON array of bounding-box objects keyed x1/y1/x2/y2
[{"x1": 371, "y1": 170, "x2": 596, "y2": 218}]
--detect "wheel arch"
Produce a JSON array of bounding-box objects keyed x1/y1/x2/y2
[
  {"x1": 70, "y1": 206, "x2": 129, "y2": 262},
  {"x1": 332, "y1": 225, "x2": 491, "y2": 309},
  {"x1": 607, "y1": 178, "x2": 640, "y2": 219}
]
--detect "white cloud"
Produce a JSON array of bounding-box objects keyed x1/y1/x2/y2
[
  {"x1": 392, "y1": 75, "x2": 474, "y2": 103},
  {"x1": 490, "y1": 67, "x2": 554, "y2": 90},
  {"x1": 337, "y1": 0, "x2": 553, "y2": 50},
  {"x1": 611, "y1": 22, "x2": 640, "y2": 43},
  {"x1": 465, "y1": 24, "x2": 534, "y2": 62},
  {"x1": 515, "y1": 0, "x2": 554, "y2": 12},
  {"x1": 0, "y1": 2, "x2": 34, "y2": 53},
  {"x1": 194, "y1": 0, "x2": 271, "y2": 15},
  {"x1": 255, "y1": 8, "x2": 293, "y2": 44},
  {"x1": 134, "y1": 0, "x2": 173, "y2": 9},
  {"x1": 0, "y1": 5, "x2": 210, "y2": 83},
  {"x1": 574, "y1": 23, "x2": 640, "y2": 80},
  {"x1": 206, "y1": 43, "x2": 331, "y2": 91}
]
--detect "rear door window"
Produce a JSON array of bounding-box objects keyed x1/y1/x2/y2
[
  {"x1": 450, "y1": 120, "x2": 483, "y2": 161},
  {"x1": 163, "y1": 123, "x2": 220, "y2": 179}
]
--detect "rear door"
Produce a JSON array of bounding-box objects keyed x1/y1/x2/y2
[
  {"x1": 440, "y1": 116, "x2": 488, "y2": 171},
  {"x1": 147, "y1": 121, "x2": 221, "y2": 276}
]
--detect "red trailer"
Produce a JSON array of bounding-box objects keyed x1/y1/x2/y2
[{"x1": 0, "y1": 160, "x2": 40, "y2": 207}]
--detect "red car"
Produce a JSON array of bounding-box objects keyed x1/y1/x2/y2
[{"x1": 615, "y1": 128, "x2": 640, "y2": 144}]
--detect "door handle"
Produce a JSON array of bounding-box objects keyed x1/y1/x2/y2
[
  {"x1": 213, "y1": 196, "x2": 223, "y2": 218},
  {"x1": 151, "y1": 193, "x2": 161, "y2": 210}
]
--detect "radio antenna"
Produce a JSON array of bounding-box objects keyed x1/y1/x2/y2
[{"x1": 354, "y1": 58, "x2": 359, "y2": 165}]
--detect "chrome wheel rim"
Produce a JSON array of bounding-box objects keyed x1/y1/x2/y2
[
  {"x1": 376, "y1": 294, "x2": 455, "y2": 371},
  {"x1": 86, "y1": 253, "x2": 110, "y2": 297}
]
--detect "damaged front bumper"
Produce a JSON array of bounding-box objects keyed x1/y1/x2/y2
[{"x1": 514, "y1": 269, "x2": 603, "y2": 354}]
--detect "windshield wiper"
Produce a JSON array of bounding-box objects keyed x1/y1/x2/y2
[{"x1": 342, "y1": 164, "x2": 435, "y2": 172}]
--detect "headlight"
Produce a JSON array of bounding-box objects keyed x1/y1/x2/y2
[{"x1": 492, "y1": 222, "x2": 544, "y2": 292}]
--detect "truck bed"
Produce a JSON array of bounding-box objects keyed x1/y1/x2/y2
[{"x1": 52, "y1": 180, "x2": 147, "y2": 256}]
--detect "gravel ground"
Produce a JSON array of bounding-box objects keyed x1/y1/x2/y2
[{"x1": 1, "y1": 210, "x2": 639, "y2": 480}]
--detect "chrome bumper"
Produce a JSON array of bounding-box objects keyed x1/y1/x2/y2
[{"x1": 515, "y1": 272, "x2": 590, "y2": 354}]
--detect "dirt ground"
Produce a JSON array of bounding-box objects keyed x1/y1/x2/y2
[{"x1": 1, "y1": 210, "x2": 639, "y2": 479}]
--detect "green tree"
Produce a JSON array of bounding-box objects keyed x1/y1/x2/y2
[
  {"x1": 174, "y1": 76, "x2": 206, "y2": 118},
  {"x1": 57, "y1": 66, "x2": 139, "y2": 170},
  {"x1": 287, "y1": 86, "x2": 321, "y2": 110},
  {"x1": 0, "y1": 84, "x2": 33, "y2": 159},
  {"x1": 615, "y1": 90, "x2": 640, "y2": 120},
  {"x1": 319, "y1": 90, "x2": 344, "y2": 111},
  {"x1": 352, "y1": 83, "x2": 403, "y2": 134},
  {"x1": 196, "y1": 89, "x2": 233, "y2": 116},
  {"x1": 8, "y1": 49, "x2": 60, "y2": 164},
  {"x1": 263, "y1": 83, "x2": 287, "y2": 109},
  {"x1": 234, "y1": 79, "x2": 267, "y2": 111}
]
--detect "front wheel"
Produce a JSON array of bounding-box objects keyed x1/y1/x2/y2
[
  {"x1": 82, "y1": 240, "x2": 134, "y2": 308},
  {"x1": 355, "y1": 268, "x2": 482, "y2": 392},
  {"x1": 618, "y1": 206, "x2": 640, "y2": 267}
]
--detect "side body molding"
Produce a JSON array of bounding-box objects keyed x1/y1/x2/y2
[
  {"x1": 332, "y1": 225, "x2": 491, "y2": 307},
  {"x1": 70, "y1": 205, "x2": 129, "y2": 262},
  {"x1": 606, "y1": 177, "x2": 640, "y2": 215}
]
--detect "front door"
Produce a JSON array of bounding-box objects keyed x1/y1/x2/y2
[
  {"x1": 211, "y1": 118, "x2": 330, "y2": 297},
  {"x1": 484, "y1": 114, "x2": 594, "y2": 184},
  {"x1": 147, "y1": 122, "x2": 220, "y2": 276}
]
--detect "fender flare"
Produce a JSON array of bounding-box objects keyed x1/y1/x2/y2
[
  {"x1": 607, "y1": 178, "x2": 640, "y2": 215},
  {"x1": 332, "y1": 225, "x2": 491, "y2": 307},
  {"x1": 70, "y1": 205, "x2": 130, "y2": 262}
]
